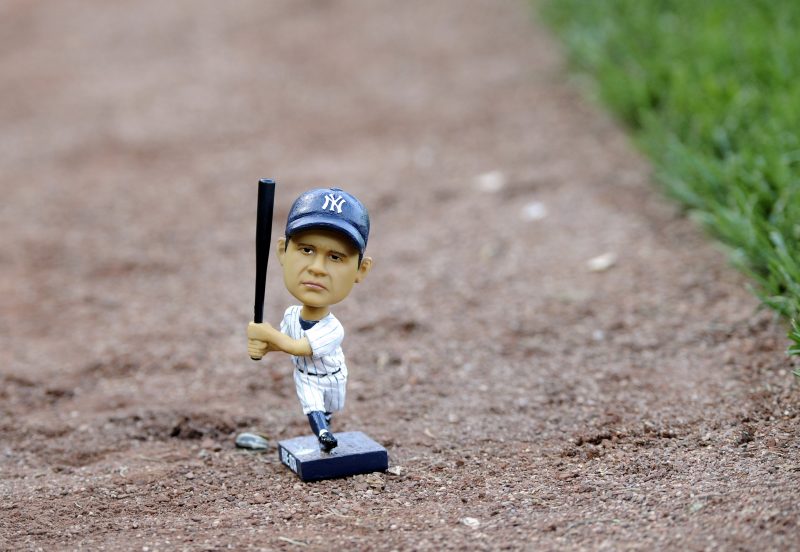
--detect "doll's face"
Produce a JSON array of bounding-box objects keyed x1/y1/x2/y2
[{"x1": 277, "y1": 229, "x2": 372, "y2": 310}]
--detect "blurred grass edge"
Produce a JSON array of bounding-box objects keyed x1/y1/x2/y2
[{"x1": 537, "y1": 0, "x2": 800, "y2": 364}]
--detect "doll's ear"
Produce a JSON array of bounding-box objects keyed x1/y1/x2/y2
[
  {"x1": 355, "y1": 256, "x2": 372, "y2": 283},
  {"x1": 277, "y1": 237, "x2": 287, "y2": 266}
]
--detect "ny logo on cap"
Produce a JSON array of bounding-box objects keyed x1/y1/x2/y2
[{"x1": 322, "y1": 193, "x2": 346, "y2": 214}]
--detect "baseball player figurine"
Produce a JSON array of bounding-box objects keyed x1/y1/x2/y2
[{"x1": 247, "y1": 188, "x2": 372, "y2": 451}]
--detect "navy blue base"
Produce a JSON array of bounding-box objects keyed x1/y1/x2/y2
[{"x1": 277, "y1": 431, "x2": 388, "y2": 482}]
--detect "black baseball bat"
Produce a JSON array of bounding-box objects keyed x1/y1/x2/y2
[{"x1": 251, "y1": 178, "x2": 275, "y2": 360}]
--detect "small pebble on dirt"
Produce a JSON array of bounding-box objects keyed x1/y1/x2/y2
[
  {"x1": 474, "y1": 170, "x2": 506, "y2": 192},
  {"x1": 587, "y1": 252, "x2": 617, "y2": 272},
  {"x1": 460, "y1": 517, "x2": 480, "y2": 528},
  {"x1": 365, "y1": 473, "x2": 385, "y2": 490},
  {"x1": 235, "y1": 433, "x2": 269, "y2": 451},
  {"x1": 521, "y1": 202, "x2": 548, "y2": 221}
]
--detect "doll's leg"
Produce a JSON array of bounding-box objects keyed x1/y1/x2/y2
[
  {"x1": 295, "y1": 372, "x2": 337, "y2": 449},
  {"x1": 307, "y1": 411, "x2": 329, "y2": 435},
  {"x1": 307, "y1": 411, "x2": 337, "y2": 450}
]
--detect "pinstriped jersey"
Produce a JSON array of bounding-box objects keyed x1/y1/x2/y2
[{"x1": 280, "y1": 305, "x2": 347, "y2": 377}]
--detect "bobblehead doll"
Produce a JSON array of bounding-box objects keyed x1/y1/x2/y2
[{"x1": 247, "y1": 188, "x2": 372, "y2": 450}]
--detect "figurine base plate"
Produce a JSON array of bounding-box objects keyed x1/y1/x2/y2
[{"x1": 277, "y1": 431, "x2": 388, "y2": 482}]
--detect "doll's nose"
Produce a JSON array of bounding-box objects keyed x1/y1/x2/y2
[{"x1": 308, "y1": 255, "x2": 328, "y2": 275}]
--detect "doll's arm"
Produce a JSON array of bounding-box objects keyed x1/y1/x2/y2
[{"x1": 248, "y1": 322, "x2": 312, "y2": 357}]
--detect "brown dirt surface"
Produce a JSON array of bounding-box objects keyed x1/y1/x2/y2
[{"x1": 2, "y1": 1, "x2": 799, "y2": 550}]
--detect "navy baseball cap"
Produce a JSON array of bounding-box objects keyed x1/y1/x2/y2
[{"x1": 285, "y1": 188, "x2": 370, "y2": 254}]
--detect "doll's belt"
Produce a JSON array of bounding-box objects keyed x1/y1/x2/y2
[{"x1": 297, "y1": 367, "x2": 341, "y2": 377}]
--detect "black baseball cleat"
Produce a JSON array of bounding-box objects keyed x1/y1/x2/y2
[{"x1": 318, "y1": 430, "x2": 338, "y2": 451}]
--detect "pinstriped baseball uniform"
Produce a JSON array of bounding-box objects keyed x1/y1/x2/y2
[{"x1": 280, "y1": 305, "x2": 348, "y2": 415}]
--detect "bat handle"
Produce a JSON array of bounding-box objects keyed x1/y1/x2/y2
[
  {"x1": 251, "y1": 312, "x2": 263, "y2": 362},
  {"x1": 250, "y1": 322, "x2": 263, "y2": 361}
]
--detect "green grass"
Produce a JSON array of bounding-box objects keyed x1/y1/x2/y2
[{"x1": 539, "y1": 0, "x2": 800, "y2": 357}]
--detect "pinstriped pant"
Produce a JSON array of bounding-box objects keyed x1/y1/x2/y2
[{"x1": 293, "y1": 368, "x2": 347, "y2": 415}]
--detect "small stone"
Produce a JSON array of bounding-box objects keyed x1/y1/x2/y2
[
  {"x1": 185, "y1": 472, "x2": 195, "y2": 480},
  {"x1": 521, "y1": 202, "x2": 547, "y2": 221},
  {"x1": 365, "y1": 473, "x2": 385, "y2": 490},
  {"x1": 235, "y1": 432, "x2": 269, "y2": 451},
  {"x1": 736, "y1": 429, "x2": 754, "y2": 446},
  {"x1": 387, "y1": 466, "x2": 403, "y2": 476},
  {"x1": 587, "y1": 252, "x2": 617, "y2": 272},
  {"x1": 474, "y1": 170, "x2": 506, "y2": 192},
  {"x1": 460, "y1": 517, "x2": 480, "y2": 528}
]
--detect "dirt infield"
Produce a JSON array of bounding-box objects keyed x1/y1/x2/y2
[{"x1": 1, "y1": 1, "x2": 798, "y2": 550}]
